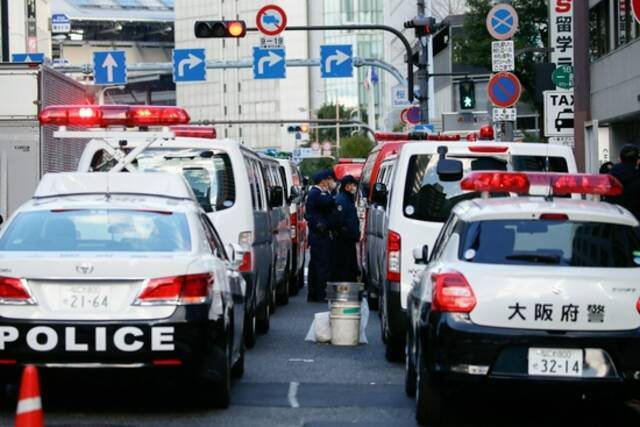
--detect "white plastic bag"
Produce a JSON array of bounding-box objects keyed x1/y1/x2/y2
[
  {"x1": 359, "y1": 298, "x2": 369, "y2": 344},
  {"x1": 305, "y1": 311, "x2": 331, "y2": 343}
]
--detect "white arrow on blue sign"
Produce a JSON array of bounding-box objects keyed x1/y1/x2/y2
[
  {"x1": 12, "y1": 53, "x2": 45, "y2": 63},
  {"x1": 253, "y1": 47, "x2": 286, "y2": 80},
  {"x1": 320, "y1": 45, "x2": 353, "y2": 78},
  {"x1": 93, "y1": 51, "x2": 127, "y2": 85},
  {"x1": 172, "y1": 48, "x2": 206, "y2": 83}
]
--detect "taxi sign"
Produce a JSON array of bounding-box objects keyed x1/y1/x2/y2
[
  {"x1": 487, "y1": 72, "x2": 522, "y2": 108},
  {"x1": 486, "y1": 3, "x2": 519, "y2": 40},
  {"x1": 256, "y1": 4, "x2": 287, "y2": 36}
]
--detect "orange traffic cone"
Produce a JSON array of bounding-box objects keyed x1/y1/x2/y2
[{"x1": 14, "y1": 365, "x2": 43, "y2": 427}]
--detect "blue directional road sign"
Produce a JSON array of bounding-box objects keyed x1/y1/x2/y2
[
  {"x1": 320, "y1": 44, "x2": 353, "y2": 78},
  {"x1": 12, "y1": 53, "x2": 45, "y2": 63},
  {"x1": 486, "y1": 3, "x2": 519, "y2": 41},
  {"x1": 93, "y1": 51, "x2": 127, "y2": 85},
  {"x1": 173, "y1": 48, "x2": 206, "y2": 83},
  {"x1": 252, "y1": 47, "x2": 285, "y2": 80}
]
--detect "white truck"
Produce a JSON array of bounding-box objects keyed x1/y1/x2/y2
[{"x1": 0, "y1": 63, "x2": 91, "y2": 219}]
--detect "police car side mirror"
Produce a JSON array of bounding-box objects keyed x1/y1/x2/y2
[
  {"x1": 227, "y1": 243, "x2": 245, "y2": 271},
  {"x1": 372, "y1": 183, "x2": 388, "y2": 206},
  {"x1": 289, "y1": 186, "x2": 300, "y2": 203},
  {"x1": 269, "y1": 186, "x2": 284, "y2": 208},
  {"x1": 413, "y1": 245, "x2": 429, "y2": 264}
]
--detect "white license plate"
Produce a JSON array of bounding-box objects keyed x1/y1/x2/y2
[
  {"x1": 60, "y1": 285, "x2": 111, "y2": 311},
  {"x1": 528, "y1": 348, "x2": 583, "y2": 377}
]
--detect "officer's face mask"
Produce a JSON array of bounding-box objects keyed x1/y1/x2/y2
[{"x1": 348, "y1": 184, "x2": 357, "y2": 195}]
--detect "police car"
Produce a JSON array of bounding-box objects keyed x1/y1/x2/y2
[
  {"x1": 404, "y1": 172, "x2": 640, "y2": 426},
  {"x1": 0, "y1": 172, "x2": 246, "y2": 408}
]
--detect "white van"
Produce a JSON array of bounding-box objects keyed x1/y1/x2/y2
[{"x1": 366, "y1": 139, "x2": 578, "y2": 361}]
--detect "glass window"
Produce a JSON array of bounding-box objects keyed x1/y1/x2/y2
[
  {"x1": 590, "y1": 1, "x2": 610, "y2": 59},
  {"x1": 460, "y1": 219, "x2": 640, "y2": 268},
  {"x1": 360, "y1": 151, "x2": 377, "y2": 197},
  {"x1": 0, "y1": 209, "x2": 191, "y2": 252},
  {"x1": 200, "y1": 214, "x2": 228, "y2": 260},
  {"x1": 510, "y1": 156, "x2": 569, "y2": 172}
]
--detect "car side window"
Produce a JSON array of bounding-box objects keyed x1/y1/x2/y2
[
  {"x1": 430, "y1": 215, "x2": 459, "y2": 261},
  {"x1": 251, "y1": 159, "x2": 267, "y2": 211},
  {"x1": 200, "y1": 214, "x2": 228, "y2": 261}
]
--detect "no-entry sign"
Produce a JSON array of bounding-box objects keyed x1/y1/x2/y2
[
  {"x1": 633, "y1": 0, "x2": 640, "y2": 24},
  {"x1": 256, "y1": 5, "x2": 288, "y2": 36},
  {"x1": 487, "y1": 72, "x2": 522, "y2": 108}
]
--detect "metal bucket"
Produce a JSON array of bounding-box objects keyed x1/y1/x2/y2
[
  {"x1": 330, "y1": 301, "x2": 361, "y2": 346},
  {"x1": 326, "y1": 282, "x2": 364, "y2": 302}
]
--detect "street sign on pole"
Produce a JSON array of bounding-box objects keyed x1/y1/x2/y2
[
  {"x1": 172, "y1": 48, "x2": 206, "y2": 82},
  {"x1": 492, "y1": 108, "x2": 517, "y2": 122},
  {"x1": 486, "y1": 3, "x2": 519, "y2": 41},
  {"x1": 551, "y1": 65, "x2": 574, "y2": 89},
  {"x1": 320, "y1": 45, "x2": 353, "y2": 78},
  {"x1": 491, "y1": 41, "x2": 515, "y2": 72},
  {"x1": 544, "y1": 91, "x2": 574, "y2": 137},
  {"x1": 52, "y1": 14, "x2": 70, "y2": 34},
  {"x1": 256, "y1": 4, "x2": 287, "y2": 36},
  {"x1": 252, "y1": 47, "x2": 286, "y2": 79},
  {"x1": 633, "y1": 0, "x2": 640, "y2": 24},
  {"x1": 392, "y1": 85, "x2": 410, "y2": 108},
  {"x1": 11, "y1": 53, "x2": 44, "y2": 63},
  {"x1": 93, "y1": 51, "x2": 127, "y2": 85},
  {"x1": 260, "y1": 36, "x2": 284, "y2": 48},
  {"x1": 487, "y1": 72, "x2": 522, "y2": 108},
  {"x1": 404, "y1": 106, "x2": 421, "y2": 125},
  {"x1": 549, "y1": 0, "x2": 574, "y2": 68}
]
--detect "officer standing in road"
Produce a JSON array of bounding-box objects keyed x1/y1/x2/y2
[
  {"x1": 305, "y1": 170, "x2": 336, "y2": 302},
  {"x1": 608, "y1": 144, "x2": 640, "y2": 220},
  {"x1": 330, "y1": 175, "x2": 360, "y2": 282}
]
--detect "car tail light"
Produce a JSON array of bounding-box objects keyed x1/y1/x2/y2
[
  {"x1": 461, "y1": 172, "x2": 530, "y2": 194},
  {"x1": 468, "y1": 146, "x2": 508, "y2": 153},
  {"x1": 0, "y1": 277, "x2": 34, "y2": 305},
  {"x1": 39, "y1": 105, "x2": 190, "y2": 127},
  {"x1": 238, "y1": 231, "x2": 254, "y2": 273},
  {"x1": 0, "y1": 359, "x2": 17, "y2": 365},
  {"x1": 431, "y1": 272, "x2": 476, "y2": 313},
  {"x1": 135, "y1": 273, "x2": 213, "y2": 305},
  {"x1": 479, "y1": 124, "x2": 494, "y2": 140},
  {"x1": 386, "y1": 230, "x2": 401, "y2": 282},
  {"x1": 170, "y1": 125, "x2": 216, "y2": 139},
  {"x1": 540, "y1": 213, "x2": 569, "y2": 221},
  {"x1": 552, "y1": 174, "x2": 623, "y2": 197},
  {"x1": 152, "y1": 359, "x2": 182, "y2": 366},
  {"x1": 290, "y1": 213, "x2": 298, "y2": 244}
]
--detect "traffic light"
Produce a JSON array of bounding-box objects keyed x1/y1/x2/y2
[
  {"x1": 287, "y1": 125, "x2": 309, "y2": 133},
  {"x1": 459, "y1": 80, "x2": 476, "y2": 110},
  {"x1": 194, "y1": 20, "x2": 247, "y2": 38},
  {"x1": 404, "y1": 17, "x2": 441, "y2": 38}
]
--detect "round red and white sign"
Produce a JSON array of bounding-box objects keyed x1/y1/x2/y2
[
  {"x1": 632, "y1": 0, "x2": 640, "y2": 25},
  {"x1": 256, "y1": 4, "x2": 288, "y2": 36}
]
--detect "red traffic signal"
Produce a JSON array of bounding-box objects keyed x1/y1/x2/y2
[{"x1": 194, "y1": 20, "x2": 247, "y2": 38}]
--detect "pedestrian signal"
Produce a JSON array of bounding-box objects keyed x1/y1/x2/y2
[{"x1": 459, "y1": 80, "x2": 476, "y2": 110}]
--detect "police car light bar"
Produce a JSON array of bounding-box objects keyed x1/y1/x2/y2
[
  {"x1": 170, "y1": 126, "x2": 217, "y2": 139},
  {"x1": 461, "y1": 172, "x2": 624, "y2": 197},
  {"x1": 39, "y1": 105, "x2": 190, "y2": 128},
  {"x1": 374, "y1": 132, "x2": 461, "y2": 142}
]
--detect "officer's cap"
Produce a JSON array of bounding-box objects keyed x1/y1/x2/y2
[
  {"x1": 341, "y1": 175, "x2": 358, "y2": 187},
  {"x1": 313, "y1": 169, "x2": 333, "y2": 184}
]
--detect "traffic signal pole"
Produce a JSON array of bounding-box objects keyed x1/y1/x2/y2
[{"x1": 416, "y1": 0, "x2": 430, "y2": 125}]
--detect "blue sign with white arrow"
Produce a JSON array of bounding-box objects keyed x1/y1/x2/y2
[
  {"x1": 93, "y1": 51, "x2": 127, "y2": 85},
  {"x1": 173, "y1": 48, "x2": 206, "y2": 83},
  {"x1": 320, "y1": 45, "x2": 353, "y2": 78},
  {"x1": 12, "y1": 53, "x2": 45, "y2": 63},
  {"x1": 252, "y1": 47, "x2": 285, "y2": 80}
]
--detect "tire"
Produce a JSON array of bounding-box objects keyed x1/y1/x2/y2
[
  {"x1": 405, "y1": 331, "x2": 417, "y2": 397},
  {"x1": 298, "y1": 264, "x2": 306, "y2": 289},
  {"x1": 363, "y1": 272, "x2": 379, "y2": 311},
  {"x1": 415, "y1": 351, "x2": 444, "y2": 426},
  {"x1": 196, "y1": 339, "x2": 231, "y2": 409},
  {"x1": 243, "y1": 309, "x2": 256, "y2": 350},
  {"x1": 231, "y1": 348, "x2": 245, "y2": 379},
  {"x1": 277, "y1": 262, "x2": 290, "y2": 305},
  {"x1": 382, "y1": 285, "x2": 405, "y2": 362},
  {"x1": 288, "y1": 266, "x2": 300, "y2": 296},
  {"x1": 256, "y1": 297, "x2": 270, "y2": 334},
  {"x1": 269, "y1": 266, "x2": 278, "y2": 315}
]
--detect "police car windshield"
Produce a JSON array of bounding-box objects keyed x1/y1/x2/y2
[
  {"x1": 403, "y1": 154, "x2": 569, "y2": 223},
  {"x1": 460, "y1": 219, "x2": 640, "y2": 268},
  {"x1": 0, "y1": 209, "x2": 191, "y2": 252}
]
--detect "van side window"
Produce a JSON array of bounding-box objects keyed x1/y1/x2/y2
[
  {"x1": 430, "y1": 215, "x2": 459, "y2": 261},
  {"x1": 245, "y1": 156, "x2": 259, "y2": 210},
  {"x1": 252, "y1": 160, "x2": 267, "y2": 211},
  {"x1": 200, "y1": 214, "x2": 229, "y2": 261},
  {"x1": 360, "y1": 152, "x2": 377, "y2": 197}
]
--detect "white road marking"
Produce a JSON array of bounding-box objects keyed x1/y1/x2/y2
[
  {"x1": 287, "y1": 381, "x2": 300, "y2": 408},
  {"x1": 288, "y1": 358, "x2": 314, "y2": 363}
]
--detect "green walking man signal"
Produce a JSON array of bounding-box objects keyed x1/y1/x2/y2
[{"x1": 459, "y1": 80, "x2": 476, "y2": 110}]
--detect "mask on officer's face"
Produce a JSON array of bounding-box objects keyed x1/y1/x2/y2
[{"x1": 349, "y1": 185, "x2": 357, "y2": 195}]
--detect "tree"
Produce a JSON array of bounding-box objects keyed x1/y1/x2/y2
[
  {"x1": 454, "y1": 0, "x2": 549, "y2": 111},
  {"x1": 315, "y1": 103, "x2": 367, "y2": 142},
  {"x1": 339, "y1": 135, "x2": 375, "y2": 159},
  {"x1": 299, "y1": 157, "x2": 336, "y2": 182}
]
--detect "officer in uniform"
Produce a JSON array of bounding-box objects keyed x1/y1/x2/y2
[
  {"x1": 305, "y1": 170, "x2": 336, "y2": 302},
  {"x1": 330, "y1": 175, "x2": 360, "y2": 282}
]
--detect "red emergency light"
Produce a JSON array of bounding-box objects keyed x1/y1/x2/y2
[
  {"x1": 461, "y1": 172, "x2": 623, "y2": 197},
  {"x1": 374, "y1": 132, "x2": 462, "y2": 142},
  {"x1": 170, "y1": 126, "x2": 217, "y2": 139},
  {"x1": 39, "y1": 105, "x2": 191, "y2": 128}
]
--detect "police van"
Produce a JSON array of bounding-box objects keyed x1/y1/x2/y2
[
  {"x1": 40, "y1": 104, "x2": 275, "y2": 347},
  {"x1": 365, "y1": 131, "x2": 578, "y2": 362},
  {"x1": 0, "y1": 172, "x2": 246, "y2": 408},
  {"x1": 404, "y1": 172, "x2": 640, "y2": 426}
]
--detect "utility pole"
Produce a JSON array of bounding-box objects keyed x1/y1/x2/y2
[
  {"x1": 336, "y1": 101, "x2": 340, "y2": 157},
  {"x1": 573, "y1": 1, "x2": 589, "y2": 172},
  {"x1": 417, "y1": 0, "x2": 430, "y2": 125},
  {"x1": 499, "y1": 0, "x2": 515, "y2": 142}
]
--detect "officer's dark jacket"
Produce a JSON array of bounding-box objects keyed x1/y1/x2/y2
[
  {"x1": 608, "y1": 163, "x2": 640, "y2": 220},
  {"x1": 333, "y1": 189, "x2": 360, "y2": 242},
  {"x1": 305, "y1": 186, "x2": 335, "y2": 234}
]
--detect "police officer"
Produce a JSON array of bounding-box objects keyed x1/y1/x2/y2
[
  {"x1": 608, "y1": 144, "x2": 640, "y2": 220},
  {"x1": 305, "y1": 169, "x2": 336, "y2": 302},
  {"x1": 330, "y1": 175, "x2": 360, "y2": 282}
]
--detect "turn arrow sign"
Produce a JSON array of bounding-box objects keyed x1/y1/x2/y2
[
  {"x1": 258, "y1": 50, "x2": 283, "y2": 75},
  {"x1": 324, "y1": 49, "x2": 350, "y2": 74},
  {"x1": 178, "y1": 53, "x2": 203, "y2": 77}
]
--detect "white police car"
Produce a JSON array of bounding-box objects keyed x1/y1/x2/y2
[
  {"x1": 0, "y1": 172, "x2": 246, "y2": 408},
  {"x1": 404, "y1": 172, "x2": 640, "y2": 426}
]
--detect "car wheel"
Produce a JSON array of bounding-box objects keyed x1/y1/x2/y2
[
  {"x1": 277, "y1": 264, "x2": 290, "y2": 305},
  {"x1": 243, "y1": 308, "x2": 256, "y2": 349},
  {"x1": 288, "y1": 267, "x2": 300, "y2": 296},
  {"x1": 231, "y1": 347, "x2": 245, "y2": 379},
  {"x1": 383, "y1": 287, "x2": 404, "y2": 363},
  {"x1": 256, "y1": 297, "x2": 270, "y2": 334},
  {"x1": 298, "y1": 263, "x2": 306, "y2": 289},
  {"x1": 405, "y1": 331, "x2": 417, "y2": 397},
  {"x1": 269, "y1": 266, "x2": 278, "y2": 315},
  {"x1": 415, "y1": 351, "x2": 444, "y2": 426},
  {"x1": 196, "y1": 336, "x2": 231, "y2": 409}
]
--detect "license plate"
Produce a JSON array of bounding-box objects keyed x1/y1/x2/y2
[
  {"x1": 528, "y1": 348, "x2": 583, "y2": 377},
  {"x1": 60, "y1": 285, "x2": 110, "y2": 311}
]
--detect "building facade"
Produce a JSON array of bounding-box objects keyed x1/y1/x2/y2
[
  {"x1": 2, "y1": 0, "x2": 52, "y2": 60},
  {"x1": 175, "y1": 0, "x2": 311, "y2": 151},
  {"x1": 589, "y1": 0, "x2": 640, "y2": 166}
]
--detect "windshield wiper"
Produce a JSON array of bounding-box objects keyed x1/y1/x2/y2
[{"x1": 504, "y1": 254, "x2": 562, "y2": 264}]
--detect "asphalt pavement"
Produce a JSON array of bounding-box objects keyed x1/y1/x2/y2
[{"x1": 0, "y1": 280, "x2": 639, "y2": 426}]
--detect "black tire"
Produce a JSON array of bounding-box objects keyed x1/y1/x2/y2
[
  {"x1": 382, "y1": 285, "x2": 405, "y2": 362},
  {"x1": 269, "y1": 266, "x2": 278, "y2": 315},
  {"x1": 298, "y1": 264, "x2": 306, "y2": 289},
  {"x1": 276, "y1": 263, "x2": 290, "y2": 305},
  {"x1": 405, "y1": 331, "x2": 417, "y2": 397},
  {"x1": 231, "y1": 348, "x2": 245, "y2": 379},
  {"x1": 367, "y1": 294, "x2": 379, "y2": 311},
  {"x1": 196, "y1": 340, "x2": 231, "y2": 409},
  {"x1": 415, "y1": 352, "x2": 444, "y2": 426},
  {"x1": 288, "y1": 267, "x2": 300, "y2": 296},
  {"x1": 243, "y1": 309, "x2": 256, "y2": 350},
  {"x1": 256, "y1": 297, "x2": 270, "y2": 334}
]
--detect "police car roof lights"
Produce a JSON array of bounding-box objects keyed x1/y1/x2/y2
[
  {"x1": 461, "y1": 172, "x2": 624, "y2": 198},
  {"x1": 170, "y1": 125, "x2": 217, "y2": 139},
  {"x1": 39, "y1": 105, "x2": 190, "y2": 128},
  {"x1": 375, "y1": 131, "x2": 462, "y2": 142}
]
